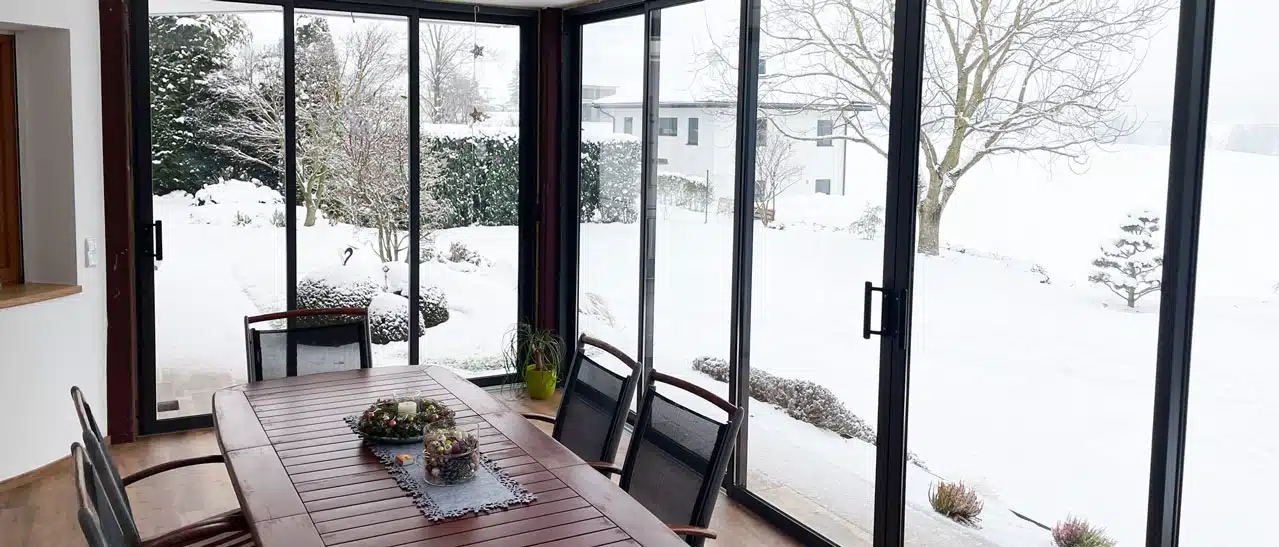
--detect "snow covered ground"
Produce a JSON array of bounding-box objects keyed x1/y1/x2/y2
[{"x1": 154, "y1": 145, "x2": 1275, "y2": 546}]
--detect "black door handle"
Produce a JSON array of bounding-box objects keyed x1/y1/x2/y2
[
  {"x1": 153, "y1": 220, "x2": 164, "y2": 261},
  {"x1": 863, "y1": 281, "x2": 885, "y2": 339}
]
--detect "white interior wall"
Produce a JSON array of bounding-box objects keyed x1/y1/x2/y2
[{"x1": 0, "y1": 0, "x2": 106, "y2": 482}]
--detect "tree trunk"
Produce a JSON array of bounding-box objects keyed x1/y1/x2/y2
[
  {"x1": 917, "y1": 198, "x2": 942, "y2": 255},
  {"x1": 304, "y1": 193, "x2": 317, "y2": 227}
]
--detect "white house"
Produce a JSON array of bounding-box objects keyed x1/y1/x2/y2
[{"x1": 592, "y1": 97, "x2": 871, "y2": 200}]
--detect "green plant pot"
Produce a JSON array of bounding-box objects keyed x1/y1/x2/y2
[{"x1": 524, "y1": 366, "x2": 557, "y2": 400}]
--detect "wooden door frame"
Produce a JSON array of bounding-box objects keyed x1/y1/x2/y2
[{"x1": 101, "y1": 0, "x2": 137, "y2": 444}]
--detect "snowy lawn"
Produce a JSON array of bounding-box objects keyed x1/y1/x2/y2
[{"x1": 154, "y1": 146, "x2": 1275, "y2": 546}]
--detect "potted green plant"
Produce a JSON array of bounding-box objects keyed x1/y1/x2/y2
[{"x1": 504, "y1": 323, "x2": 564, "y2": 400}]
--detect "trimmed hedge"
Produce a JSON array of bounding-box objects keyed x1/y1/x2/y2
[
  {"x1": 691, "y1": 356, "x2": 925, "y2": 466},
  {"x1": 425, "y1": 127, "x2": 640, "y2": 228}
]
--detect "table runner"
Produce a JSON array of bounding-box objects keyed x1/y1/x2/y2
[{"x1": 344, "y1": 416, "x2": 537, "y2": 521}]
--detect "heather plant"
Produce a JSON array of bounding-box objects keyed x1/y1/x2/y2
[
  {"x1": 928, "y1": 481, "x2": 983, "y2": 526},
  {"x1": 1052, "y1": 516, "x2": 1115, "y2": 547}
]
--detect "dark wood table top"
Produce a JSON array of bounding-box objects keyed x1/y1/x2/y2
[{"x1": 212, "y1": 365, "x2": 687, "y2": 547}]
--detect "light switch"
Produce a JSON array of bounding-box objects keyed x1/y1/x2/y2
[{"x1": 84, "y1": 237, "x2": 99, "y2": 267}]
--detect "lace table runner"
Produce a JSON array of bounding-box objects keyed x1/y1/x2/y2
[{"x1": 344, "y1": 416, "x2": 536, "y2": 521}]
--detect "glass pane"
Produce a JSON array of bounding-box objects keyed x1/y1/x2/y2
[
  {"x1": 1182, "y1": 4, "x2": 1279, "y2": 544},
  {"x1": 418, "y1": 20, "x2": 522, "y2": 378},
  {"x1": 905, "y1": 1, "x2": 1179, "y2": 545},
  {"x1": 743, "y1": 0, "x2": 888, "y2": 540},
  {"x1": 293, "y1": 10, "x2": 410, "y2": 366},
  {"x1": 148, "y1": 1, "x2": 284, "y2": 419},
  {"x1": 651, "y1": 0, "x2": 739, "y2": 393},
  {"x1": 578, "y1": 15, "x2": 644, "y2": 358}
]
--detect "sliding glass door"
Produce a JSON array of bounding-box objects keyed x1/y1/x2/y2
[
  {"x1": 135, "y1": 0, "x2": 535, "y2": 434},
  {"x1": 567, "y1": 0, "x2": 1219, "y2": 545}
]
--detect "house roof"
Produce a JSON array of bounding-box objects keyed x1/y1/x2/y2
[{"x1": 592, "y1": 99, "x2": 873, "y2": 112}]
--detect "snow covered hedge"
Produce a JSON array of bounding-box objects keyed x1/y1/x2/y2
[
  {"x1": 424, "y1": 126, "x2": 641, "y2": 227},
  {"x1": 297, "y1": 263, "x2": 449, "y2": 341}
]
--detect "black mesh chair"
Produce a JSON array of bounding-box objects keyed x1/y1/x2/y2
[
  {"x1": 244, "y1": 307, "x2": 373, "y2": 382},
  {"x1": 70, "y1": 387, "x2": 250, "y2": 546},
  {"x1": 591, "y1": 371, "x2": 745, "y2": 546},
  {"x1": 521, "y1": 334, "x2": 641, "y2": 465},
  {"x1": 70, "y1": 442, "x2": 255, "y2": 547}
]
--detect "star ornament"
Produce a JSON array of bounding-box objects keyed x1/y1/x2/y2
[
  {"x1": 470, "y1": 44, "x2": 485, "y2": 58},
  {"x1": 469, "y1": 107, "x2": 488, "y2": 123}
]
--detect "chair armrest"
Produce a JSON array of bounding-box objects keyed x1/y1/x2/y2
[
  {"x1": 520, "y1": 412, "x2": 557, "y2": 424},
  {"x1": 140, "y1": 513, "x2": 247, "y2": 547},
  {"x1": 668, "y1": 525, "x2": 718, "y2": 539},
  {"x1": 122, "y1": 454, "x2": 225, "y2": 486},
  {"x1": 586, "y1": 460, "x2": 624, "y2": 476}
]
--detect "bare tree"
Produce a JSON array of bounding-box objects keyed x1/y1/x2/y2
[
  {"x1": 705, "y1": 0, "x2": 1169, "y2": 254},
  {"x1": 754, "y1": 131, "x2": 803, "y2": 224},
  {"x1": 421, "y1": 23, "x2": 487, "y2": 123},
  {"x1": 326, "y1": 25, "x2": 451, "y2": 262}
]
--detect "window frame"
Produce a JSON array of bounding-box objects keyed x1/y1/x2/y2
[
  {"x1": 687, "y1": 116, "x2": 699, "y2": 145},
  {"x1": 658, "y1": 116, "x2": 678, "y2": 136},
  {"x1": 816, "y1": 119, "x2": 833, "y2": 147},
  {"x1": 623, "y1": 116, "x2": 634, "y2": 134},
  {"x1": 0, "y1": 34, "x2": 21, "y2": 286},
  {"x1": 814, "y1": 178, "x2": 830, "y2": 195}
]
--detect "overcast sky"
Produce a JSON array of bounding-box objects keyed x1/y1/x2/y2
[{"x1": 152, "y1": 0, "x2": 1279, "y2": 126}]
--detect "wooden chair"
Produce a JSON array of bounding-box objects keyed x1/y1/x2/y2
[
  {"x1": 590, "y1": 371, "x2": 745, "y2": 546},
  {"x1": 70, "y1": 442, "x2": 255, "y2": 547},
  {"x1": 521, "y1": 334, "x2": 642, "y2": 465},
  {"x1": 70, "y1": 387, "x2": 249, "y2": 546},
  {"x1": 244, "y1": 307, "x2": 373, "y2": 382}
]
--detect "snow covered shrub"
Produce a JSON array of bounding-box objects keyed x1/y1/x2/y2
[
  {"x1": 418, "y1": 286, "x2": 450, "y2": 329},
  {"x1": 270, "y1": 209, "x2": 286, "y2": 228},
  {"x1": 849, "y1": 204, "x2": 884, "y2": 240},
  {"x1": 368, "y1": 293, "x2": 414, "y2": 344},
  {"x1": 656, "y1": 172, "x2": 713, "y2": 211},
  {"x1": 448, "y1": 242, "x2": 485, "y2": 266},
  {"x1": 691, "y1": 357, "x2": 877, "y2": 445},
  {"x1": 233, "y1": 211, "x2": 254, "y2": 226},
  {"x1": 1052, "y1": 517, "x2": 1115, "y2": 547},
  {"x1": 1032, "y1": 264, "x2": 1052, "y2": 284},
  {"x1": 928, "y1": 481, "x2": 983, "y2": 526},
  {"x1": 423, "y1": 128, "x2": 520, "y2": 228},
  {"x1": 580, "y1": 136, "x2": 641, "y2": 223},
  {"x1": 1089, "y1": 210, "x2": 1163, "y2": 308},
  {"x1": 296, "y1": 264, "x2": 382, "y2": 326}
]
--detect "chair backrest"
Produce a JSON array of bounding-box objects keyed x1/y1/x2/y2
[
  {"x1": 71, "y1": 442, "x2": 136, "y2": 547},
  {"x1": 244, "y1": 307, "x2": 373, "y2": 382},
  {"x1": 618, "y1": 371, "x2": 744, "y2": 547},
  {"x1": 70, "y1": 387, "x2": 131, "y2": 516},
  {"x1": 552, "y1": 334, "x2": 642, "y2": 464}
]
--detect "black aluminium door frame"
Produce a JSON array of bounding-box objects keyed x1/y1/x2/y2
[{"x1": 131, "y1": 0, "x2": 540, "y2": 435}]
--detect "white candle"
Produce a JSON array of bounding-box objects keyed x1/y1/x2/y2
[{"x1": 397, "y1": 400, "x2": 417, "y2": 418}]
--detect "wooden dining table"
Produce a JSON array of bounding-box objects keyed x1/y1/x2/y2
[{"x1": 212, "y1": 365, "x2": 687, "y2": 547}]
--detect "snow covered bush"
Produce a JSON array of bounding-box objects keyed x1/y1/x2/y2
[
  {"x1": 691, "y1": 357, "x2": 876, "y2": 444},
  {"x1": 580, "y1": 134, "x2": 641, "y2": 223},
  {"x1": 1089, "y1": 210, "x2": 1163, "y2": 308},
  {"x1": 657, "y1": 172, "x2": 713, "y2": 211},
  {"x1": 194, "y1": 180, "x2": 282, "y2": 207},
  {"x1": 296, "y1": 264, "x2": 381, "y2": 325},
  {"x1": 1052, "y1": 517, "x2": 1115, "y2": 547},
  {"x1": 928, "y1": 481, "x2": 983, "y2": 526},
  {"x1": 448, "y1": 241, "x2": 486, "y2": 266},
  {"x1": 382, "y1": 262, "x2": 451, "y2": 329},
  {"x1": 368, "y1": 293, "x2": 413, "y2": 344},
  {"x1": 232, "y1": 211, "x2": 253, "y2": 226},
  {"x1": 270, "y1": 209, "x2": 286, "y2": 228},
  {"x1": 849, "y1": 204, "x2": 884, "y2": 240}
]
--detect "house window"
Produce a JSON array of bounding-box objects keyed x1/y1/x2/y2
[
  {"x1": 687, "y1": 117, "x2": 699, "y2": 145},
  {"x1": 656, "y1": 158, "x2": 669, "y2": 165},
  {"x1": 623, "y1": 116, "x2": 634, "y2": 134},
  {"x1": 756, "y1": 118, "x2": 768, "y2": 146},
  {"x1": 0, "y1": 35, "x2": 21, "y2": 285},
  {"x1": 758, "y1": 59, "x2": 766, "y2": 75},
  {"x1": 815, "y1": 179, "x2": 831, "y2": 195},
  {"x1": 658, "y1": 117, "x2": 678, "y2": 136},
  {"x1": 817, "y1": 119, "x2": 834, "y2": 147}
]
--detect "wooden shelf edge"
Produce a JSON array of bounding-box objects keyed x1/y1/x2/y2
[{"x1": 0, "y1": 283, "x2": 82, "y2": 310}]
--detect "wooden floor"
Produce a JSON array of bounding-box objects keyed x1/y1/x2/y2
[{"x1": 0, "y1": 387, "x2": 799, "y2": 547}]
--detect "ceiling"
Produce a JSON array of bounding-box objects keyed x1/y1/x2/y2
[{"x1": 149, "y1": 0, "x2": 597, "y2": 14}]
